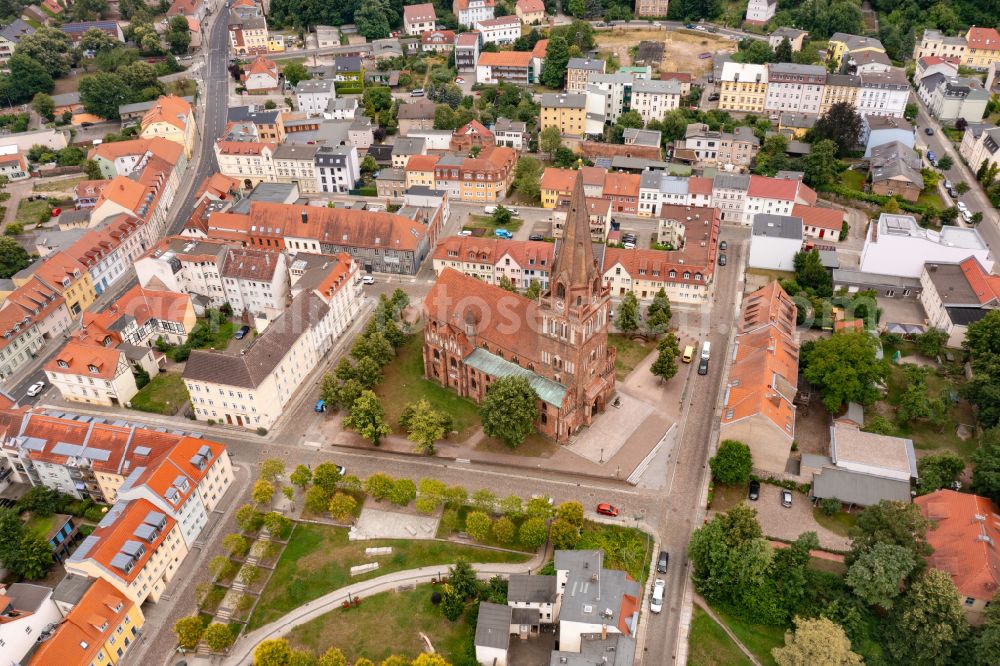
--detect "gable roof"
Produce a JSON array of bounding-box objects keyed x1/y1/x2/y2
[
  {"x1": 792, "y1": 203, "x2": 844, "y2": 232},
  {"x1": 455, "y1": 119, "x2": 494, "y2": 139},
  {"x1": 46, "y1": 341, "x2": 124, "y2": 380},
  {"x1": 29, "y1": 578, "x2": 134, "y2": 665},
  {"x1": 477, "y1": 50, "x2": 534, "y2": 67},
  {"x1": 141, "y1": 95, "x2": 191, "y2": 131},
  {"x1": 916, "y1": 489, "x2": 1000, "y2": 600}
]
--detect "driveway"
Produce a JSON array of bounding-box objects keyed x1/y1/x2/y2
[{"x1": 745, "y1": 484, "x2": 851, "y2": 552}]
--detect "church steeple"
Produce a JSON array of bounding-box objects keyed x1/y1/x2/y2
[{"x1": 548, "y1": 172, "x2": 597, "y2": 306}]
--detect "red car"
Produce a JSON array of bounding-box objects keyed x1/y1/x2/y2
[{"x1": 596, "y1": 503, "x2": 619, "y2": 517}]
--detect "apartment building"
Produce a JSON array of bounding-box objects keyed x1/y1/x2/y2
[
  {"x1": 566, "y1": 58, "x2": 605, "y2": 93},
  {"x1": 454, "y1": 0, "x2": 495, "y2": 27},
  {"x1": 184, "y1": 285, "x2": 360, "y2": 430},
  {"x1": 552, "y1": 196, "x2": 612, "y2": 240},
  {"x1": 403, "y1": 2, "x2": 437, "y2": 36},
  {"x1": 221, "y1": 247, "x2": 288, "y2": 317},
  {"x1": 862, "y1": 213, "x2": 993, "y2": 278},
  {"x1": 764, "y1": 63, "x2": 826, "y2": 114},
  {"x1": 636, "y1": 173, "x2": 713, "y2": 216},
  {"x1": 963, "y1": 26, "x2": 1000, "y2": 70},
  {"x1": 29, "y1": 578, "x2": 144, "y2": 666},
  {"x1": 741, "y1": 175, "x2": 817, "y2": 225},
  {"x1": 960, "y1": 122, "x2": 1000, "y2": 173},
  {"x1": 139, "y1": 95, "x2": 196, "y2": 159},
  {"x1": 273, "y1": 143, "x2": 319, "y2": 194},
  {"x1": 540, "y1": 168, "x2": 577, "y2": 209},
  {"x1": 214, "y1": 139, "x2": 277, "y2": 187},
  {"x1": 135, "y1": 237, "x2": 231, "y2": 308},
  {"x1": 630, "y1": 79, "x2": 682, "y2": 125},
  {"x1": 65, "y1": 499, "x2": 188, "y2": 605},
  {"x1": 856, "y1": 68, "x2": 909, "y2": 118},
  {"x1": 44, "y1": 341, "x2": 148, "y2": 407},
  {"x1": 711, "y1": 173, "x2": 751, "y2": 224},
  {"x1": 80, "y1": 283, "x2": 195, "y2": 349},
  {"x1": 476, "y1": 50, "x2": 535, "y2": 85},
  {"x1": 228, "y1": 12, "x2": 268, "y2": 56},
  {"x1": 475, "y1": 15, "x2": 521, "y2": 45},
  {"x1": 422, "y1": 30, "x2": 455, "y2": 52},
  {"x1": 862, "y1": 115, "x2": 915, "y2": 157},
  {"x1": 919, "y1": 74, "x2": 989, "y2": 123},
  {"x1": 828, "y1": 33, "x2": 885, "y2": 67},
  {"x1": 14, "y1": 251, "x2": 97, "y2": 316},
  {"x1": 315, "y1": 145, "x2": 360, "y2": 193},
  {"x1": 0, "y1": 19, "x2": 34, "y2": 67},
  {"x1": 433, "y1": 236, "x2": 555, "y2": 290},
  {"x1": 719, "y1": 62, "x2": 768, "y2": 113},
  {"x1": 404, "y1": 154, "x2": 440, "y2": 189},
  {"x1": 493, "y1": 117, "x2": 529, "y2": 150},
  {"x1": 516, "y1": 0, "x2": 545, "y2": 23},
  {"x1": 919, "y1": 257, "x2": 1000, "y2": 347},
  {"x1": 88, "y1": 137, "x2": 185, "y2": 180},
  {"x1": 745, "y1": 0, "x2": 776, "y2": 24},
  {"x1": 455, "y1": 31, "x2": 481, "y2": 71},
  {"x1": 431, "y1": 146, "x2": 516, "y2": 203},
  {"x1": 0, "y1": 583, "x2": 61, "y2": 665},
  {"x1": 819, "y1": 73, "x2": 860, "y2": 114},
  {"x1": 540, "y1": 93, "x2": 588, "y2": 138},
  {"x1": 681, "y1": 123, "x2": 759, "y2": 170},
  {"x1": 914, "y1": 28, "x2": 968, "y2": 61},
  {"x1": 587, "y1": 72, "x2": 634, "y2": 124},
  {"x1": 602, "y1": 172, "x2": 641, "y2": 214},
  {"x1": 0, "y1": 277, "x2": 71, "y2": 381},
  {"x1": 64, "y1": 214, "x2": 147, "y2": 296},
  {"x1": 295, "y1": 79, "x2": 336, "y2": 117}
]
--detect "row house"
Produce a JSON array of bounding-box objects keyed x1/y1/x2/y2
[
  {"x1": 540, "y1": 167, "x2": 578, "y2": 209},
  {"x1": 552, "y1": 196, "x2": 612, "y2": 240},
  {"x1": 228, "y1": 12, "x2": 268, "y2": 56},
  {"x1": 432, "y1": 146, "x2": 516, "y2": 203},
  {"x1": 214, "y1": 139, "x2": 277, "y2": 188},
  {"x1": 433, "y1": 236, "x2": 555, "y2": 290},
  {"x1": 403, "y1": 2, "x2": 437, "y2": 36},
  {"x1": 315, "y1": 145, "x2": 360, "y2": 193},
  {"x1": 763, "y1": 63, "x2": 826, "y2": 115},
  {"x1": 680, "y1": 123, "x2": 760, "y2": 170},
  {"x1": 540, "y1": 93, "x2": 588, "y2": 138},
  {"x1": 14, "y1": 251, "x2": 97, "y2": 316},
  {"x1": 0, "y1": 277, "x2": 71, "y2": 381},
  {"x1": 856, "y1": 68, "x2": 909, "y2": 118},
  {"x1": 135, "y1": 237, "x2": 232, "y2": 309},
  {"x1": 602, "y1": 242, "x2": 718, "y2": 305},
  {"x1": 637, "y1": 172, "x2": 713, "y2": 217},
  {"x1": 960, "y1": 122, "x2": 1000, "y2": 174},
  {"x1": 273, "y1": 143, "x2": 319, "y2": 194},
  {"x1": 475, "y1": 15, "x2": 520, "y2": 45},
  {"x1": 711, "y1": 173, "x2": 752, "y2": 224},
  {"x1": 454, "y1": 0, "x2": 494, "y2": 27},
  {"x1": 139, "y1": 95, "x2": 196, "y2": 159},
  {"x1": 89, "y1": 158, "x2": 178, "y2": 242},
  {"x1": 392, "y1": 136, "x2": 427, "y2": 168},
  {"x1": 586, "y1": 71, "x2": 634, "y2": 124},
  {"x1": 914, "y1": 29, "x2": 969, "y2": 61},
  {"x1": 88, "y1": 137, "x2": 185, "y2": 180},
  {"x1": 630, "y1": 78, "x2": 682, "y2": 125},
  {"x1": 602, "y1": 172, "x2": 641, "y2": 214},
  {"x1": 64, "y1": 214, "x2": 147, "y2": 296},
  {"x1": 455, "y1": 31, "x2": 481, "y2": 72},
  {"x1": 741, "y1": 174, "x2": 818, "y2": 225},
  {"x1": 294, "y1": 79, "x2": 335, "y2": 117},
  {"x1": 719, "y1": 62, "x2": 768, "y2": 113},
  {"x1": 227, "y1": 106, "x2": 285, "y2": 142},
  {"x1": 566, "y1": 58, "x2": 605, "y2": 93},
  {"x1": 221, "y1": 247, "x2": 289, "y2": 318},
  {"x1": 405, "y1": 154, "x2": 440, "y2": 189},
  {"x1": 493, "y1": 117, "x2": 529, "y2": 150},
  {"x1": 819, "y1": 73, "x2": 860, "y2": 114},
  {"x1": 79, "y1": 283, "x2": 196, "y2": 350},
  {"x1": 516, "y1": 0, "x2": 545, "y2": 23},
  {"x1": 184, "y1": 281, "x2": 361, "y2": 429}
]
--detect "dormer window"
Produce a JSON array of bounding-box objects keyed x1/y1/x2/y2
[
  {"x1": 88, "y1": 365, "x2": 100, "y2": 374},
  {"x1": 58, "y1": 360, "x2": 69, "y2": 368}
]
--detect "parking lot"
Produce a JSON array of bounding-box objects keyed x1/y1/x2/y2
[{"x1": 746, "y1": 484, "x2": 851, "y2": 551}]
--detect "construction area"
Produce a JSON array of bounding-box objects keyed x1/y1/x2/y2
[{"x1": 595, "y1": 28, "x2": 737, "y2": 75}]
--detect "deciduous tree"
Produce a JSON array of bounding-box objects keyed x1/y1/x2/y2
[
  {"x1": 845, "y1": 542, "x2": 916, "y2": 609},
  {"x1": 254, "y1": 638, "x2": 292, "y2": 666},
  {"x1": 810, "y1": 102, "x2": 862, "y2": 156},
  {"x1": 327, "y1": 493, "x2": 357, "y2": 522},
  {"x1": 709, "y1": 439, "x2": 753, "y2": 485},
  {"x1": 260, "y1": 458, "x2": 284, "y2": 483},
  {"x1": 615, "y1": 292, "x2": 640, "y2": 333},
  {"x1": 289, "y1": 464, "x2": 312, "y2": 489},
  {"x1": 344, "y1": 390, "x2": 391, "y2": 445},
  {"x1": 651, "y1": 333, "x2": 680, "y2": 383},
  {"x1": 492, "y1": 516, "x2": 516, "y2": 544},
  {"x1": 550, "y1": 518, "x2": 580, "y2": 549},
  {"x1": 519, "y1": 516, "x2": 547, "y2": 549},
  {"x1": 174, "y1": 616, "x2": 206, "y2": 650},
  {"x1": 312, "y1": 462, "x2": 342, "y2": 493},
  {"x1": 802, "y1": 332, "x2": 889, "y2": 412},
  {"x1": 283, "y1": 62, "x2": 310, "y2": 87},
  {"x1": 645, "y1": 288, "x2": 672, "y2": 335},
  {"x1": 480, "y1": 376, "x2": 539, "y2": 448},
  {"x1": 252, "y1": 479, "x2": 275, "y2": 506},
  {"x1": 888, "y1": 569, "x2": 970, "y2": 666},
  {"x1": 772, "y1": 616, "x2": 863, "y2": 666},
  {"x1": 465, "y1": 510, "x2": 492, "y2": 541},
  {"x1": 916, "y1": 452, "x2": 965, "y2": 495},
  {"x1": 849, "y1": 500, "x2": 932, "y2": 565},
  {"x1": 540, "y1": 34, "x2": 569, "y2": 88},
  {"x1": 364, "y1": 472, "x2": 395, "y2": 500},
  {"x1": 203, "y1": 623, "x2": 234, "y2": 651}
]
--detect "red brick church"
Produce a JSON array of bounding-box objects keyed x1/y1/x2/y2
[{"x1": 422, "y1": 172, "x2": 617, "y2": 443}]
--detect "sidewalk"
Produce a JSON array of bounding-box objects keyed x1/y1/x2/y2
[{"x1": 220, "y1": 553, "x2": 547, "y2": 666}]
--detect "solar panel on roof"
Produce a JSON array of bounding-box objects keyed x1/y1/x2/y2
[{"x1": 121, "y1": 540, "x2": 144, "y2": 556}]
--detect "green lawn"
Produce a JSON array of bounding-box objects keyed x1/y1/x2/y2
[
  {"x1": 33, "y1": 176, "x2": 87, "y2": 192},
  {"x1": 247, "y1": 523, "x2": 529, "y2": 631},
  {"x1": 375, "y1": 333, "x2": 482, "y2": 441},
  {"x1": 24, "y1": 514, "x2": 57, "y2": 541},
  {"x1": 474, "y1": 432, "x2": 559, "y2": 457},
  {"x1": 198, "y1": 316, "x2": 235, "y2": 350},
  {"x1": 917, "y1": 188, "x2": 944, "y2": 210},
  {"x1": 608, "y1": 333, "x2": 655, "y2": 380},
  {"x1": 712, "y1": 606, "x2": 786, "y2": 666},
  {"x1": 16, "y1": 198, "x2": 53, "y2": 226},
  {"x1": 710, "y1": 483, "x2": 748, "y2": 512},
  {"x1": 463, "y1": 214, "x2": 524, "y2": 232},
  {"x1": 841, "y1": 169, "x2": 865, "y2": 190},
  {"x1": 811, "y1": 508, "x2": 857, "y2": 538},
  {"x1": 130, "y1": 373, "x2": 190, "y2": 415},
  {"x1": 688, "y1": 606, "x2": 753, "y2": 666},
  {"x1": 577, "y1": 521, "x2": 654, "y2": 585},
  {"x1": 286, "y1": 585, "x2": 474, "y2": 664}
]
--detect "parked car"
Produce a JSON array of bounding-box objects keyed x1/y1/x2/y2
[
  {"x1": 362, "y1": 275, "x2": 376, "y2": 285},
  {"x1": 410, "y1": 89, "x2": 425, "y2": 97},
  {"x1": 26, "y1": 381, "x2": 45, "y2": 397},
  {"x1": 694, "y1": 25, "x2": 707, "y2": 31},
  {"x1": 718, "y1": 254, "x2": 727, "y2": 266},
  {"x1": 748, "y1": 479, "x2": 760, "y2": 501},
  {"x1": 235, "y1": 325, "x2": 251, "y2": 340},
  {"x1": 508, "y1": 207, "x2": 521, "y2": 216},
  {"x1": 719, "y1": 240, "x2": 727, "y2": 250},
  {"x1": 927, "y1": 150, "x2": 937, "y2": 162},
  {"x1": 781, "y1": 489, "x2": 793, "y2": 507},
  {"x1": 596, "y1": 503, "x2": 619, "y2": 516},
  {"x1": 455, "y1": 77, "x2": 465, "y2": 84},
  {"x1": 698, "y1": 358, "x2": 709, "y2": 375},
  {"x1": 459, "y1": 229, "x2": 473, "y2": 236},
  {"x1": 494, "y1": 229, "x2": 513, "y2": 239},
  {"x1": 944, "y1": 179, "x2": 953, "y2": 190},
  {"x1": 708, "y1": 92, "x2": 720, "y2": 101},
  {"x1": 623, "y1": 242, "x2": 636, "y2": 249},
  {"x1": 650, "y1": 579, "x2": 665, "y2": 613},
  {"x1": 529, "y1": 234, "x2": 544, "y2": 241},
  {"x1": 925, "y1": 127, "x2": 934, "y2": 135},
  {"x1": 314, "y1": 399, "x2": 326, "y2": 412},
  {"x1": 657, "y1": 550, "x2": 669, "y2": 573}
]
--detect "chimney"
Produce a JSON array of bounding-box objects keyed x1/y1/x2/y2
[{"x1": 301, "y1": 210, "x2": 308, "y2": 224}]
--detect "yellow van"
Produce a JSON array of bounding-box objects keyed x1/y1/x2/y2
[{"x1": 682, "y1": 345, "x2": 695, "y2": 363}]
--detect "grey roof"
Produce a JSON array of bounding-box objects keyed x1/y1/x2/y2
[
  {"x1": 860, "y1": 68, "x2": 909, "y2": 88},
  {"x1": 771, "y1": 26, "x2": 807, "y2": 39},
  {"x1": 713, "y1": 173, "x2": 751, "y2": 190},
  {"x1": 540, "y1": 93, "x2": 588, "y2": 109},
  {"x1": 296, "y1": 79, "x2": 334, "y2": 94},
  {"x1": 826, "y1": 73, "x2": 861, "y2": 87},
  {"x1": 568, "y1": 57, "x2": 606, "y2": 72},
  {"x1": 508, "y1": 574, "x2": 558, "y2": 603},
  {"x1": 623, "y1": 127, "x2": 661, "y2": 147},
  {"x1": 589, "y1": 71, "x2": 635, "y2": 86},
  {"x1": 769, "y1": 62, "x2": 826, "y2": 76},
  {"x1": 376, "y1": 167, "x2": 405, "y2": 182},
  {"x1": 475, "y1": 602, "x2": 512, "y2": 650},
  {"x1": 273, "y1": 143, "x2": 320, "y2": 160},
  {"x1": 556, "y1": 549, "x2": 641, "y2": 628},
  {"x1": 925, "y1": 261, "x2": 989, "y2": 306},
  {"x1": 367, "y1": 144, "x2": 394, "y2": 161},
  {"x1": 551, "y1": 633, "x2": 637, "y2": 666},
  {"x1": 640, "y1": 170, "x2": 662, "y2": 189},
  {"x1": 50, "y1": 92, "x2": 80, "y2": 107},
  {"x1": 945, "y1": 307, "x2": 992, "y2": 326},
  {"x1": 512, "y1": 607, "x2": 540, "y2": 624},
  {"x1": 4, "y1": 583, "x2": 51, "y2": 613},
  {"x1": 494, "y1": 117, "x2": 527, "y2": 133},
  {"x1": 118, "y1": 96, "x2": 193, "y2": 117},
  {"x1": 870, "y1": 141, "x2": 924, "y2": 188},
  {"x1": 852, "y1": 50, "x2": 892, "y2": 66},
  {"x1": 335, "y1": 56, "x2": 362, "y2": 72},
  {"x1": 775, "y1": 170, "x2": 804, "y2": 180},
  {"x1": 0, "y1": 18, "x2": 34, "y2": 43},
  {"x1": 752, "y1": 214, "x2": 803, "y2": 240},
  {"x1": 831, "y1": 33, "x2": 884, "y2": 52},
  {"x1": 633, "y1": 78, "x2": 681, "y2": 95},
  {"x1": 227, "y1": 106, "x2": 279, "y2": 124},
  {"x1": 732, "y1": 126, "x2": 760, "y2": 145},
  {"x1": 393, "y1": 136, "x2": 426, "y2": 155},
  {"x1": 864, "y1": 115, "x2": 914, "y2": 132},
  {"x1": 397, "y1": 101, "x2": 437, "y2": 119},
  {"x1": 609, "y1": 156, "x2": 672, "y2": 171},
  {"x1": 779, "y1": 112, "x2": 817, "y2": 129},
  {"x1": 464, "y1": 347, "x2": 567, "y2": 407},
  {"x1": 812, "y1": 466, "x2": 913, "y2": 506},
  {"x1": 52, "y1": 574, "x2": 95, "y2": 606},
  {"x1": 183, "y1": 290, "x2": 330, "y2": 388},
  {"x1": 230, "y1": 183, "x2": 299, "y2": 213},
  {"x1": 327, "y1": 97, "x2": 358, "y2": 111}
]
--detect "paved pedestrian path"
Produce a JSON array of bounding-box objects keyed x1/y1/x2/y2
[{"x1": 220, "y1": 553, "x2": 547, "y2": 665}]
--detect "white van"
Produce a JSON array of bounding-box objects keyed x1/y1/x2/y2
[
  {"x1": 484, "y1": 205, "x2": 498, "y2": 214},
  {"x1": 701, "y1": 340, "x2": 711, "y2": 360},
  {"x1": 650, "y1": 579, "x2": 665, "y2": 613}
]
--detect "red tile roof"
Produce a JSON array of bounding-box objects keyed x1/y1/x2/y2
[
  {"x1": 959, "y1": 256, "x2": 1000, "y2": 306},
  {"x1": 0, "y1": 277, "x2": 67, "y2": 353},
  {"x1": 110, "y1": 283, "x2": 192, "y2": 325},
  {"x1": 46, "y1": 340, "x2": 124, "y2": 380},
  {"x1": 421, "y1": 29, "x2": 455, "y2": 44},
  {"x1": 456, "y1": 31, "x2": 480, "y2": 46},
  {"x1": 541, "y1": 167, "x2": 578, "y2": 193},
  {"x1": 532, "y1": 38, "x2": 548, "y2": 58},
  {"x1": 967, "y1": 27, "x2": 1000, "y2": 51},
  {"x1": 141, "y1": 95, "x2": 192, "y2": 132},
  {"x1": 916, "y1": 489, "x2": 1000, "y2": 601},
  {"x1": 455, "y1": 119, "x2": 494, "y2": 139},
  {"x1": 78, "y1": 498, "x2": 177, "y2": 584},
  {"x1": 517, "y1": 0, "x2": 545, "y2": 12},
  {"x1": 404, "y1": 2, "x2": 436, "y2": 22},
  {"x1": 580, "y1": 166, "x2": 606, "y2": 188},
  {"x1": 748, "y1": 175, "x2": 817, "y2": 204},
  {"x1": 405, "y1": 154, "x2": 440, "y2": 172},
  {"x1": 30, "y1": 251, "x2": 89, "y2": 291},
  {"x1": 97, "y1": 176, "x2": 146, "y2": 212},
  {"x1": 248, "y1": 202, "x2": 428, "y2": 252},
  {"x1": 688, "y1": 176, "x2": 713, "y2": 195},
  {"x1": 222, "y1": 246, "x2": 279, "y2": 281},
  {"x1": 792, "y1": 203, "x2": 844, "y2": 232},
  {"x1": 477, "y1": 50, "x2": 533, "y2": 67},
  {"x1": 434, "y1": 236, "x2": 554, "y2": 267},
  {"x1": 602, "y1": 172, "x2": 641, "y2": 198},
  {"x1": 660, "y1": 71, "x2": 692, "y2": 82}
]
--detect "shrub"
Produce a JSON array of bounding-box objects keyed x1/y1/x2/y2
[
  {"x1": 389, "y1": 478, "x2": 417, "y2": 506},
  {"x1": 203, "y1": 623, "x2": 234, "y2": 651},
  {"x1": 819, "y1": 498, "x2": 841, "y2": 516},
  {"x1": 709, "y1": 440, "x2": 753, "y2": 485},
  {"x1": 173, "y1": 616, "x2": 205, "y2": 650},
  {"x1": 440, "y1": 508, "x2": 460, "y2": 534},
  {"x1": 328, "y1": 492, "x2": 357, "y2": 522},
  {"x1": 519, "y1": 517, "x2": 547, "y2": 549},
  {"x1": 465, "y1": 510, "x2": 492, "y2": 541},
  {"x1": 365, "y1": 473, "x2": 395, "y2": 500},
  {"x1": 492, "y1": 516, "x2": 516, "y2": 544}
]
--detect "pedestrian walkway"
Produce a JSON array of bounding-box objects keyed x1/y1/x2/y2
[
  {"x1": 220, "y1": 553, "x2": 547, "y2": 666},
  {"x1": 692, "y1": 595, "x2": 764, "y2": 666}
]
